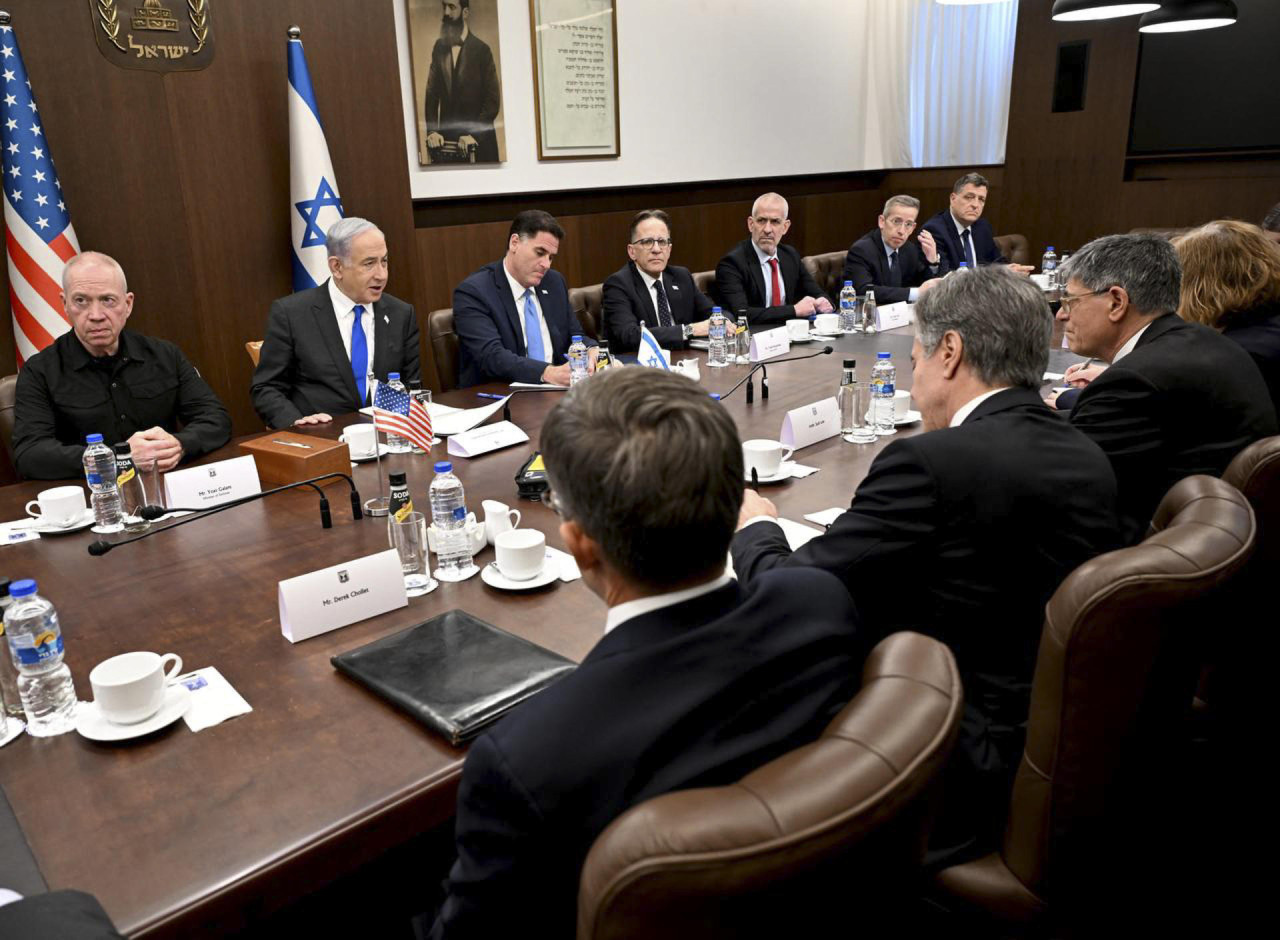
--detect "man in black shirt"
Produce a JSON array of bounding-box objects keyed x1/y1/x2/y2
[{"x1": 11, "y1": 252, "x2": 232, "y2": 480}]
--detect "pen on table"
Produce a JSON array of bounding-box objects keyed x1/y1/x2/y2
[
  {"x1": 751, "y1": 468, "x2": 759, "y2": 493},
  {"x1": 476, "y1": 392, "x2": 505, "y2": 400}
]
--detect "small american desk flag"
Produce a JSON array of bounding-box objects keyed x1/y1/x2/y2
[{"x1": 373, "y1": 382, "x2": 433, "y2": 452}]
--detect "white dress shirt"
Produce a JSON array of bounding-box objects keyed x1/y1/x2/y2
[
  {"x1": 1110, "y1": 321, "x2": 1152, "y2": 365},
  {"x1": 751, "y1": 241, "x2": 785, "y2": 307},
  {"x1": 450, "y1": 25, "x2": 469, "y2": 69},
  {"x1": 950, "y1": 213, "x2": 978, "y2": 269},
  {"x1": 883, "y1": 241, "x2": 934, "y2": 303},
  {"x1": 503, "y1": 263, "x2": 554, "y2": 363},
  {"x1": 950, "y1": 387, "x2": 1010, "y2": 427},
  {"x1": 638, "y1": 268, "x2": 669, "y2": 323},
  {"x1": 328, "y1": 277, "x2": 375, "y2": 367},
  {"x1": 604, "y1": 573, "x2": 734, "y2": 635}
]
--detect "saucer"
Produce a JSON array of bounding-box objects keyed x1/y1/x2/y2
[
  {"x1": 344, "y1": 442, "x2": 391, "y2": 463},
  {"x1": 788, "y1": 335, "x2": 815, "y2": 343},
  {"x1": 896, "y1": 410, "x2": 922, "y2": 426},
  {"x1": 30, "y1": 508, "x2": 95, "y2": 536},
  {"x1": 75, "y1": 685, "x2": 191, "y2": 742},
  {"x1": 810, "y1": 332, "x2": 843, "y2": 340},
  {"x1": 481, "y1": 562, "x2": 560, "y2": 591},
  {"x1": 744, "y1": 463, "x2": 794, "y2": 485}
]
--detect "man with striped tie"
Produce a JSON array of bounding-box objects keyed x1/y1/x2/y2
[
  {"x1": 251, "y1": 217, "x2": 421, "y2": 429},
  {"x1": 453, "y1": 210, "x2": 596, "y2": 388}
]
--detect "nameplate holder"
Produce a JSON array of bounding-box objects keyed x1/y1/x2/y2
[
  {"x1": 779, "y1": 397, "x2": 841, "y2": 450},
  {"x1": 876, "y1": 302, "x2": 914, "y2": 332},
  {"x1": 164, "y1": 455, "x2": 261, "y2": 509},
  {"x1": 447, "y1": 420, "x2": 531, "y2": 458},
  {"x1": 279, "y1": 549, "x2": 407, "y2": 643},
  {"x1": 749, "y1": 327, "x2": 791, "y2": 362}
]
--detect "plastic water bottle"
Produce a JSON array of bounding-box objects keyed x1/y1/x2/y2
[
  {"x1": 707, "y1": 308, "x2": 728, "y2": 367},
  {"x1": 384, "y1": 373, "x2": 412, "y2": 453},
  {"x1": 838, "y1": 359, "x2": 857, "y2": 434},
  {"x1": 1042, "y1": 247, "x2": 1058, "y2": 288},
  {"x1": 734, "y1": 316, "x2": 751, "y2": 364},
  {"x1": 429, "y1": 462, "x2": 475, "y2": 578},
  {"x1": 871, "y1": 352, "x2": 897, "y2": 435},
  {"x1": 839, "y1": 281, "x2": 859, "y2": 332},
  {"x1": 568, "y1": 335, "x2": 589, "y2": 385},
  {"x1": 83, "y1": 433, "x2": 122, "y2": 533},
  {"x1": 0, "y1": 579, "x2": 23, "y2": 719},
  {"x1": 862, "y1": 290, "x2": 878, "y2": 335},
  {"x1": 4, "y1": 580, "x2": 77, "y2": 737}
]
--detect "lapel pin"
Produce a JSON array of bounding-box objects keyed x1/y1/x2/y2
[
  {"x1": 541, "y1": 289, "x2": 548, "y2": 295},
  {"x1": 671, "y1": 284, "x2": 680, "y2": 291},
  {"x1": 383, "y1": 314, "x2": 389, "y2": 324}
]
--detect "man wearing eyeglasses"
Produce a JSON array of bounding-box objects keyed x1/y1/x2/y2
[
  {"x1": 601, "y1": 209, "x2": 714, "y2": 353},
  {"x1": 843, "y1": 195, "x2": 948, "y2": 305},
  {"x1": 922, "y1": 173, "x2": 1035, "y2": 275}
]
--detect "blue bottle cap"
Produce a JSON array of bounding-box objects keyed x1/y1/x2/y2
[
  {"x1": 9, "y1": 579, "x2": 37, "y2": 598},
  {"x1": 877, "y1": 351, "x2": 891, "y2": 359},
  {"x1": 959, "y1": 262, "x2": 969, "y2": 268},
  {"x1": 86, "y1": 433, "x2": 104, "y2": 444},
  {"x1": 712, "y1": 306, "x2": 722, "y2": 313},
  {"x1": 709, "y1": 393, "x2": 722, "y2": 400},
  {"x1": 388, "y1": 372, "x2": 400, "y2": 381},
  {"x1": 1047, "y1": 246, "x2": 1055, "y2": 251},
  {"x1": 843, "y1": 280, "x2": 853, "y2": 286},
  {"x1": 571, "y1": 335, "x2": 582, "y2": 342},
  {"x1": 434, "y1": 461, "x2": 452, "y2": 473}
]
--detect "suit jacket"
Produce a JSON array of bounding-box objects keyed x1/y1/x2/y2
[
  {"x1": 601, "y1": 262, "x2": 714, "y2": 352},
  {"x1": 714, "y1": 240, "x2": 827, "y2": 326},
  {"x1": 1069, "y1": 313, "x2": 1278, "y2": 543},
  {"x1": 424, "y1": 32, "x2": 500, "y2": 163},
  {"x1": 1223, "y1": 301, "x2": 1280, "y2": 420},
  {"x1": 731, "y1": 388, "x2": 1121, "y2": 808},
  {"x1": 922, "y1": 210, "x2": 1008, "y2": 270},
  {"x1": 250, "y1": 283, "x2": 421, "y2": 429},
  {"x1": 426, "y1": 569, "x2": 861, "y2": 939},
  {"x1": 842, "y1": 229, "x2": 948, "y2": 305},
  {"x1": 453, "y1": 261, "x2": 594, "y2": 388}
]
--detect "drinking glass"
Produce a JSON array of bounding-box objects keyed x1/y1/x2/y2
[
  {"x1": 843, "y1": 384, "x2": 877, "y2": 444},
  {"x1": 389, "y1": 511, "x2": 437, "y2": 596}
]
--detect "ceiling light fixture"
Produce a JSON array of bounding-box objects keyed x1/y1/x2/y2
[
  {"x1": 1138, "y1": 0, "x2": 1237, "y2": 32},
  {"x1": 1051, "y1": 0, "x2": 1161, "y2": 21}
]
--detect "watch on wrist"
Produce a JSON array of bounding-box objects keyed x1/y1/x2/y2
[{"x1": 682, "y1": 323, "x2": 692, "y2": 340}]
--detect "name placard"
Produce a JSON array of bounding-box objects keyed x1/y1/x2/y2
[
  {"x1": 447, "y1": 420, "x2": 531, "y2": 458},
  {"x1": 750, "y1": 327, "x2": 791, "y2": 362},
  {"x1": 164, "y1": 455, "x2": 261, "y2": 509},
  {"x1": 278, "y1": 549, "x2": 407, "y2": 643},
  {"x1": 876, "y1": 302, "x2": 914, "y2": 332},
  {"x1": 780, "y1": 397, "x2": 841, "y2": 450}
]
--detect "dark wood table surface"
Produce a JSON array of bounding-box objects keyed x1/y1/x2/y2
[{"x1": 0, "y1": 322, "x2": 1082, "y2": 936}]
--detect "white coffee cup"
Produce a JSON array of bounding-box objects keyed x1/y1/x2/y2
[
  {"x1": 90, "y1": 651, "x2": 183, "y2": 725},
  {"x1": 814, "y1": 312, "x2": 841, "y2": 334},
  {"x1": 742, "y1": 439, "x2": 794, "y2": 479},
  {"x1": 25, "y1": 486, "x2": 87, "y2": 525},
  {"x1": 495, "y1": 529, "x2": 546, "y2": 581},
  {"x1": 1030, "y1": 273, "x2": 1051, "y2": 290},
  {"x1": 894, "y1": 389, "x2": 912, "y2": 420},
  {"x1": 341, "y1": 424, "x2": 377, "y2": 458},
  {"x1": 483, "y1": 499, "x2": 522, "y2": 546},
  {"x1": 786, "y1": 319, "x2": 811, "y2": 341}
]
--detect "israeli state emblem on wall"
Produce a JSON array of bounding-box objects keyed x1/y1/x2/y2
[{"x1": 90, "y1": 0, "x2": 215, "y2": 72}]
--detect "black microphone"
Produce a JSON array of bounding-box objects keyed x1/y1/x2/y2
[
  {"x1": 721, "y1": 346, "x2": 834, "y2": 402},
  {"x1": 88, "y1": 472, "x2": 363, "y2": 556},
  {"x1": 497, "y1": 386, "x2": 564, "y2": 424}
]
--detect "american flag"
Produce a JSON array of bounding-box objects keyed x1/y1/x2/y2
[
  {"x1": 373, "y1": 382, "x2": 433, "y2": 452},
  {"x1": 1, "y1": 20, "x2": 78, "y2": 366}
]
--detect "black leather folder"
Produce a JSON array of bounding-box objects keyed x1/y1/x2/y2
[{"x1": 331, "y1": 609, "x2": 576, "y2": 745}]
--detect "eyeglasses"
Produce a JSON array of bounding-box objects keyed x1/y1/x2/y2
[
  {"x1": 883, "y1": 218, "x2": 916, "y2": 231},
  {"x1": 1058, "y1": 289, "x2": 1106, "y2": 313},
  {"x1": 544, "y1": 487, "x2": 565, "y2": 517},
  {"x1": 631, "y1": 237, "x2": 672, "y2": 250}
]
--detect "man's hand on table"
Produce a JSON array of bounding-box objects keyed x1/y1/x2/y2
[{"x1": 128, "y1": 427, "x2": 184, "y2": 471}]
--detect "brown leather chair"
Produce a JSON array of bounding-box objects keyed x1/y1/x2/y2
[
  {"x1": 692, "y1": 270, "x2": 718, "y2": 306},
  {"x1": 568, "y1": 284, "x2": 602, "y2": 341},
  {"x1": 801, "y1": 250, "x2": 846, "y2": 302},
  {"x1": 993, "y1": 234, "x2": 1030, "y2": 266},
  {"x1": 933, "y1": 475, "x2": 1255, "y2": 929},
  {"x1": 245, "y1": 340, "x2": 263, "y2": 367},
  {"x1": 0, "y1": 373, "x2": 17, "y2": 462},
  {"x1": 577, "y1": 631, "x2": 963, "y2": 940},
  {"x1": 428, "y1": 307, "x2": 460, "y2": 392}
]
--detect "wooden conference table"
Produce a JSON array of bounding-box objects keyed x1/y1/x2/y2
[{"x1": 0, "y1": 322, "x2": 1082, "y2": 937}]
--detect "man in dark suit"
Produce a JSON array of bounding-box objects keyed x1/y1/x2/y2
[
  {"x1": 251, "y1": 218, "x2": 421, "y2": 429},
  {"x1": 714, "y1": 192, "x2": 834, "y2": 326},
  {"x1": 423, "y1": 0, "x2": 500, "y2": 164},
  {"x1": 424, "y1": 368, "x2": 862, "y2": 938},
  {"x1": 1049, "y1": 233, "x2": 1278, "y2": 542},
  {"x1": 922, "y1": 172, "x2": 1034, "y2": 274},
  {"x1": 601, "y1": 209, "x2": 714, "y2": 353},
  {"x1": 843, "y1": 195, "x2": 948, "y2": 305},
  {"x1": 453, "y1": 210, "x2": 596, "y2": 387},
  {"x1": 732, "y1": 267, "x2": 1121, "y2": 859}
]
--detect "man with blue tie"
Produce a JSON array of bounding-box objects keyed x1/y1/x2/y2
[
  {"x1": 922, "y1": 173, "x2": 1034, "y2": 275},
  {"x1": 453, "y1": 210, "x2": 596, "y2": 387},
  {"x1": 251, "y1": 217, "x2": 421, "y2": 429}
]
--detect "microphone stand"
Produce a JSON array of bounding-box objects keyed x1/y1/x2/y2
[{"x1": 721, "y1": 346, "x2": 834, "y2": 402}]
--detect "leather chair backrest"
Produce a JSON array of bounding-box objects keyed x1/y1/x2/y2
[
  {"x1": 577, "y1": 631, "x2": 963, "y2": 940},
  {"x1": 428, "y1": 307, "x2": 459, "y2": 392},
  {"x1": 245, "y1": 341, "x2": 263, "y2": 367},
  {"x1": 1222, "y1": 435, "x2": 1280, "y2": 571},
  {"x1": 801, "y1": 250, "x2": 847, "y2": 302},
  {"x1": 568, "y1": 284, "x2": 603, "y2": 341},
  {"x1": 993, "y1": 234, "x2": 1030, "y2": 266},
  {"x1": 0, "y1": 373, "x2": 17, "y2": 461},
  {"x1": 692, "y1": 270, "x2": 718, "y2": 307}
]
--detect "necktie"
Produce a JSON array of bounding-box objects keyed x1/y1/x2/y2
[
  {"x1": 961, "y1": 228, "x2": 976, "y2": 269},
  {"x1": 654, "y1": 279, "x2": 673, "y2": 328},
  {"x1": 523, "y1": 289, "x2": 546, "y2": 362},
  {"x1": 350, "y1": 305, "x2": 368, "y2": 405},
  {"x1": 888, "y1": 251, "x2": 902, "y2": 287},
  {"x1": 768, "y1": 257, "x2": 782, "y2": 307}
]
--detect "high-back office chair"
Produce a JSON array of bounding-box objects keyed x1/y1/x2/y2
[
  {"x1": 245, "y1": 341, "x2": 263, "y2": 367},
  {"x1": 933, "y1": 475, "x2": 1255, "y2": 929},
  {"x1": 428, "y1": 307, "x2": 460, "y2": 392},
  {"x1": 992, "y1": 234, "x2": 1030, "y2": 267},
  {"x1": 692, "y1": 270, "x2": 717, "y2": 307},
  {"x1": 0, "y1": 373, "x2": 17, "y2": 462},
  {"x1": 577, "y1": 632, "x2": 963, "y2": 940},
  {"x1": 801, "y1": 250, "x2": 846, "y2": 302},
  {"x1": 567, "y1": 284, "x2": 603, "y2": 341}
]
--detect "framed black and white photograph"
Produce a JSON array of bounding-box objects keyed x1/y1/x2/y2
[{"x1": 529, "y1": 0, "x2": 619, "y2": 160}]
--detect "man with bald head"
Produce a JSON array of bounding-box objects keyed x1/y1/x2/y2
[
  {"x1": 715, "y1": 192, "x2": 833, "y2": 326},
  {"x1": 12, "y1": 251, "x2": 232, "y2": 480}
]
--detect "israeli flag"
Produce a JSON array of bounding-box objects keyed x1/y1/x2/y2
[
  {"x1": 288, "y1": 35, "x2": 344, "y2": 291},
  {"x1": 637, "y1": 323, "x2": 672, "y2": 370}
]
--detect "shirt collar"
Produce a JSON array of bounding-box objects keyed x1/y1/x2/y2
[
  {"x1": 950, "y1": 387, "x2": 1010, "y2": 427},
  {"x1": 637, "y1": 266, "x2": 661, "y2": 291},
  {"x1": 503, "y1": 261, "x2": 535, "y2": 308},
  {"x1": 1111, "y1": 321, "x2": 1153, "y2": 365},
  {"x1": 604, "y1": 573, "x2": 734, "y2": 635},
  {"x1": 327, "y1": 277, "x2": 366, "y2": 319},
  {"x1": 751, "y1": 241, "x2": 777, "y2": 264},
  {"x1": 950, "y1": 212, "x2": 969, "y2": 237},
  {"x1": 67, "y1": 329, "x2": 136, "y2": 370}
]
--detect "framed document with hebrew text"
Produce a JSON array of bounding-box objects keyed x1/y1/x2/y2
[{"x1": 529, "y1": 0, "x2": 619, "y2": 160}]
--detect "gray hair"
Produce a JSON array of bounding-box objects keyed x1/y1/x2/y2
[
  {"x1": 325, "y1": 217, "x2": 381, "y2": 264},
  {"x1": 751, "y1": 192, "x2": 789, "y2": 220},
  {"x1": 882, "y1": 194, "x2": 920, "y2": 217},
  {"x1": 952, "y1": 172, "x2": 990, "y2": 194},
  {"x1": 62, "y1": 251, "x2": 127, "y2": 294},
  {"x1": 914, "y1": 265, "x2": 1051, "y2": 389},
  {"x1": 1060, "y1": 233, "x2": 1181, "y2": 316},
  {"x1": 541, "y1": 368, "x2": 742, "y2": 590}
]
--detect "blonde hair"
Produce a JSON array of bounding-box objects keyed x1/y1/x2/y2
[{"x1": 1173, "y1": 220, "x2": 1280, "y2": 328}]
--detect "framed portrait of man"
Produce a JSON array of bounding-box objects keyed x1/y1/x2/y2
[{"x1": 404, "y1": 0, "x2": 508, "y2": 166}]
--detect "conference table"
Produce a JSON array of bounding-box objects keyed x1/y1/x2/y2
[{"x1": 0, "y1": 319, "x2": 1082, "y2": 937}]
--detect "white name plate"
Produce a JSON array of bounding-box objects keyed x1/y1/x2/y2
[
  {"x1": 876, "y1": 301, "x2": 914, "y2": 331},
  {"x1": 164, "y1": 455, "x2": 261, "y2": 509},
  {"x1": 278, "y1": 549, "x2": 407, "y2": 643},
  {"x1": 447, "y1": 420, "x2": 531, "y2": 458},
  {"x1": 750, "y1": 327, "x2": 790, "y2": 362},
  {"x1": 780, "y1": 397, "x2": 841, "y2": 450}
]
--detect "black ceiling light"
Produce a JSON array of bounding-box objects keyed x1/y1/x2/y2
[
  {"x1": 1138, "y1": 0, "x2": 1238, "y2": 32},
  {"x1": 1051, "y1": 0, "x2": 1161, "y2": 21}
]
